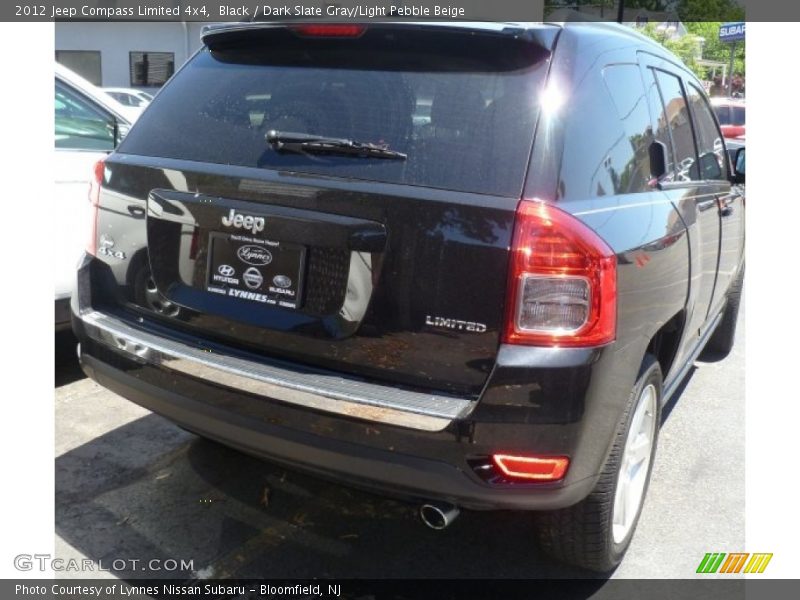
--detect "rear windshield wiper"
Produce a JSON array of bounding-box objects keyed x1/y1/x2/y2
[{"x1": 266, "y1": 130, "x2": 407, "y2": 160}]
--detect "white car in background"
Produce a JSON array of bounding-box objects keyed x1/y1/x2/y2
[
  {"x1": 104, "y1": 87, "x2": 154, "y2": 119},
  {"x1": 55, "y1": 63, "x2": 133, "y2": 331}
]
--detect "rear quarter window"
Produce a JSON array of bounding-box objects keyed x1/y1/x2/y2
[
  {"x1": 556, "y1": 64, "x2": 652, "y2": 201},
  {"x1": 602, "y1": 64, "x2": 655, "y2": 194}
]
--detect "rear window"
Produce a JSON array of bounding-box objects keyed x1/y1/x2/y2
[
  {"x1": 118, "y1": 26, "x2": 549, "y2": 197},
  {"x1": 714, "y1": 105, "x2": 731, "y2": 125}
]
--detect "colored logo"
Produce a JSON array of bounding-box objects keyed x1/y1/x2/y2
[{"x1": 697, "y1": 552, "x2": 773, "y2": 574}]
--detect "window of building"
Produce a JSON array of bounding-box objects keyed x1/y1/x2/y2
[
  {"x1": 129, "y1": 52, "x2": 175, "y2": 87},
  {"x1": 55, "y1": 50, "x2": 102, "y2": 86}
]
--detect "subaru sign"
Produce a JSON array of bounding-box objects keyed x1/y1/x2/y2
[{"x1": 719, "y1": 22, "x2": 745, "y2": 43}]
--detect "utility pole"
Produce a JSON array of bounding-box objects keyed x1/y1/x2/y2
[
  {"x1": 727, "y1": 42, "x2": 737, "y2": 96},
  {"x1": 617, "y1": 0, "x2": 625, "y2": 24}
]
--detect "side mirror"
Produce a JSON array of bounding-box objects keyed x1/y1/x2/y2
[
  {"x1": 649, "y1": 140, "x2": 668, "y2": 181},
  {"x1": 731, "y1": 147, "x2": 745, "y2": 184}
]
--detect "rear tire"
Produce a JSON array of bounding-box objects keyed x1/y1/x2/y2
[
  {"x1": 704, "y1": 263, "x2": 744, "y2": 357},
  {"x1": 535, "y1": 356, "x2": 662, "y2": 572}
]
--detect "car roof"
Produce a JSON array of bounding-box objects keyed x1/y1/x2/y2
[{"x1": 104, "y1": 87, "x2": 146, "y2": 95}]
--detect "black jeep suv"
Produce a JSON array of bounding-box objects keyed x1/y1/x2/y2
[{"x1": 72, "y1": 21, "x2": 745, "y2": 571}]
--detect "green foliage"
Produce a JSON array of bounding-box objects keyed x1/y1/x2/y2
[
  {"x1": 637, "y1": 21, "x2": 745, "y2": 81},
  {"x1": 542, "y1": 2, "x2": 747, "y2": 80},
  {"x1": 677, "y1": 0, "x2": 745, "y2": 22},
  {"x1": 685, "y1": 22, "x2": 745, "y2": 77},
  {"x1": 638, "y1": 23, "x2": 702, "y2": 74},
  {"x1": 544, "y1": 1, "x2": 670, "y2": 9}
]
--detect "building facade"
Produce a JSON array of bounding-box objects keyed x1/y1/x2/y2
[{"x1": 55, "y1": 21, "x2": 208, "y2": 91}]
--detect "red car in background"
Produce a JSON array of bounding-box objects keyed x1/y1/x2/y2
[{"x1": 711, "y1": 97, "x2": 745, "y2": 140}]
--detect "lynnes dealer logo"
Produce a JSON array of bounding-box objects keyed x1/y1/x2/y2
[
  {"x1": 237, "y1": 245, "x2": 272, "y2": 266},
  {"x1": 696, "y1": 552, "x2": 773, "y2": 574}
]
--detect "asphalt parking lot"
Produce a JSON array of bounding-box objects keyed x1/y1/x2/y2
[{"x1": 54, "y1": 299, "x2": 744, "y2": 581}]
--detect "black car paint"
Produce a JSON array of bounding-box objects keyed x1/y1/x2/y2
[
  {"x1": 96, "y1": 157, "x2": 517, "y2": 397},
  {"x1": 72, "y1": 22, "x2": 745, "y2": 510}
]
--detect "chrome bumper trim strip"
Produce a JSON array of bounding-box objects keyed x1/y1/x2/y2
[{"x1": 79, "y1": 311, "x2": 472, "y2": 432}]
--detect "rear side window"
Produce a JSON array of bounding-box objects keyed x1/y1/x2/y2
[
  {"x1": 601, "y1": 64, "x2": 654, "y2": 194},
  {"x1": 556, "y1": 64, "x2": 653, "y2": 200},
  {"x1": 686, "y1": 84, "x2": 726, "y2": 180},
  {"x1": 55, "y1": 80, "x2": 115, "y2": 151},
  {"x1": 119, "y1": 27, "x2": 550, "y2": 197},
  {"x1": 652, "y1": 70, "x2": 699, "y2": 182}
]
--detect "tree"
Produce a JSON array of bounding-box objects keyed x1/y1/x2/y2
[
  {"x1": 685, "y1": 22, "x2": 745, "y2": 78},
  {"x1": 637, "y1": 21, "x2": 745, "y2": 82},
  {"x1": 638, "y1": 23, "x2": 703, "y2": 75},
  {"x1": 677, "y1": 0, "x2": 745, "y2": 22}
]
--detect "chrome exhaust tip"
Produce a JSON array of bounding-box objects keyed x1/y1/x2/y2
[{"x1": 419, "y1": 502, "x2": 460, "y2": 530}]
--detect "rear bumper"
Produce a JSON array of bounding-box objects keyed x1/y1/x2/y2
[
  {"x1": 72, "y1": 254, "x2": 643, "y2": 511},
  {"x1": 77, "y1": 345, "x2": 598, "y2": 511}
]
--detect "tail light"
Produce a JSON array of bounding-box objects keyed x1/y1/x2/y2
[
  {"x1": 87, "y1": 158, "x2": 105, "y2": 256},
  {"x1": 290, "y1": 24, "x2": 366, "y2": 37},
  {"x1": 492, "y1": 454, "x2": 570, "y2": 482},
  {"x1": 503, "y1": 200, "x2": 616, "y2": 347}
]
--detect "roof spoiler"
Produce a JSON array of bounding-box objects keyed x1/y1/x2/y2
[{"x1": 201, "y1": 21, "x2": 560, "y2": 51}]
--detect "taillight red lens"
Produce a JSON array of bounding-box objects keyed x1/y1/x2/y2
[
  {"x1": 502, "y1": 200, "x2": 616, "y2": 347},
  {"x1": 492, "y1": 454, "x2": 570, "y2": 482},
  {"x1": 86, "y1": 158, "x2": 105, "y2": 256},
  {"x1": 289, "y1": 24, "x2": 366, "y2": 37}
]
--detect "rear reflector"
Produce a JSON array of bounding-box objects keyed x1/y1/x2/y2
[
  {"x1": 86, "y1": 158, "x2": 105, "y2": 256},
  {"x1": 289, "y1": 24, "x2": 366, "y2": 38},
  {"x1": 503, "y1": 200, "x2": 617, "y2": 347},
  {"x1": 492, "y1": 454, "x2": 569, "y2": 482}
]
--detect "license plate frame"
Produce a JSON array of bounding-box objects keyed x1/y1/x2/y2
[{"x1": 205, "y1": 232, "x2": 305, "y2": 310}]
